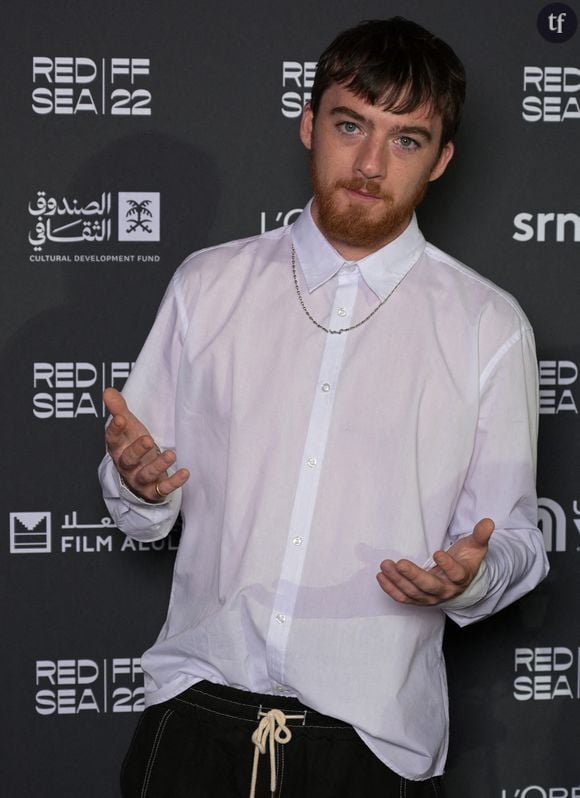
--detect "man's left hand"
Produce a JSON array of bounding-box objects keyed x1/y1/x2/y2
[{"x1": 376, "y1": 518, "x2": 495, "y2": 605}]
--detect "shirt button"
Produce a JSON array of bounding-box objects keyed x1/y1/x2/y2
[
  {"x1": 337, "y1": 307, "x2": 347, "y2": 318},
  {"x1": 306, "y1": 457, "x2": 317, "y2": 468},
  {"x1": 275, "y1": 613, "x2": 286, "y2": 624},
  {"x1": 321, "y1": 383, "x2": 331, "y2": 392},
  {"x1": 292, "y1": 536, "x2": 303, "y2": 546}
]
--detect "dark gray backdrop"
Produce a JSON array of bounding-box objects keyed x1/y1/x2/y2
[{"x1": 2, "y1": 1, "x2": 579, "y2": 796}]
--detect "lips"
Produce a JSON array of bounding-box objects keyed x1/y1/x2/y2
[
  {"x1": 338, "y1": 178, "x2": 384, "y2": 201},
  {"x1": 347, "y1": 188, "x2": 381, "y2": 200}
]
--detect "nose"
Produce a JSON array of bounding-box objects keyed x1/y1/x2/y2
[{"x1": 355, "y1": 135, "x2": 386, "y2": 180}]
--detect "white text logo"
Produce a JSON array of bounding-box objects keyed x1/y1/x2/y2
[
  {"x1": 118, "y1": 192, "x2": 160, "y2": 241},
  {"x1": 522, "y1": 66, "x2": 580, "y2": 121},
  {"x1": 10, "y1": 512, "x2": 52, "y2": 554},
  {"x1": 502, "y1": 786, "x2": 580, "y2": 797},
  {"x1": 513, "y1": 646, "x2": 580, "y2": 701},
  {"x1": 32, "y1": 57, "x2": 151, "y2": 116},
  {"x1": 36, "y1": 657, "x2": 143, "y2": 715},
  {"x1": 538, "y1": 497, "x2": 567, "y2": 552},
  {"x1": 28, "y1": 191, "x2": 160, "y2": 252},
  {"x1": 259, "y1": 207, "x2": 303, "y2": 233},
  {"x1": 536, "y1": 498, "x2": 580, "y2": 554},
  {"x1": 33, "y1": 361, "x2": 133, "y2": 420},
  {"x1": 281, "y1": 61, "x2": 316, "y2": 118},
  {"x1": 539, "y1": 360, "x2": 578, "y2": 415},
  {"x1": 513, "y1": 211, "x2": 580, "y2": 242},
  {"x1": 9, "y1": 509, "x2": 179, "y2": 555}
]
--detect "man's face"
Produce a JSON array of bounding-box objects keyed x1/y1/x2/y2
[{"x1": 300, "y1": 83, "x2": 454, "y2": 260}]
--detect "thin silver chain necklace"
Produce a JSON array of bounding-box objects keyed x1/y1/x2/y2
[{"x1": 291, "y1": 245, "x2": 390, "y2": 335}]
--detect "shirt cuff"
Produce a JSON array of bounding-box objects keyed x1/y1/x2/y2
[
  {"x1": 437, "y1": 561, "x2": 491, "y2": 610},
  {"x1": 119, "y1": 473, "x2": 170, "y2": 506}
]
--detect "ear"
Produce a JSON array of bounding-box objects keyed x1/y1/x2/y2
[
  {"x1": 428, "y1": 140, "x2": 454, "y2": 183},
  {"x1": 299, "y1": 102, "x2": 314, "y2": 151}
]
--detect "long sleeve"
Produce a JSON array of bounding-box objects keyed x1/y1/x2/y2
[
  {"x1": 443, "y1": 320, "x2": 549, "y2": 624},
  {"x1": 98, "y1": 266, "x2": 193, "y2": 540}
]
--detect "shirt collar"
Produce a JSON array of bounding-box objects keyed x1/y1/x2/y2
[{"x1": 291, "y1": 199, "x2": 426, "y2": 301}]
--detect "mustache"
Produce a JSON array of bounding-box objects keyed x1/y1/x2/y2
[{"x1": 336, "y1": 177, "x2": 387, "y2": 199}]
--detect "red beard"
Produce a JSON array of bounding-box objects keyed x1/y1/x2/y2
[{"x1": 310, "y1": 158, "x2": 428, "y2": 251}]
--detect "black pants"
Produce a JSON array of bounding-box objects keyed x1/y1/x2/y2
[{"x1": 121, "y1": 681, "x2": 445, "y2": 798}]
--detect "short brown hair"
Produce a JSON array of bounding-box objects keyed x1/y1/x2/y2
[{"x1": 311, "y1": 17, "x2": 466, "y2": 145}]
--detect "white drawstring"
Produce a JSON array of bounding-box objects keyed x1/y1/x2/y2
[{"x1": 249, "y1": 708, "x2": 305, "y2": 798}]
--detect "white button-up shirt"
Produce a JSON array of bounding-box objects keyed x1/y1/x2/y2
[{"x1": 100, "y1": 202, "x2": 548, "y2": 779}]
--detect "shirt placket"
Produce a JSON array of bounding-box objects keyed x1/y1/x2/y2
[{"x1": 265, "y1": 266, "x2": 360, "y2": 690}]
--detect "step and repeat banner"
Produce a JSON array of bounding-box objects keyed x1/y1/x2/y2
[{"x1": 2, "y1": 1, "x2": 579, "y2": 796}]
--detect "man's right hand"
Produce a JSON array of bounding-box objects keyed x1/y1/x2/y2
[{"x1": 103, "y1": 387, "x2": 190, "y2": 502}]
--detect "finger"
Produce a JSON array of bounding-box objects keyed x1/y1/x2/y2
[
  {"x1": 104, "y1": 389, "x2": 132, "y2": 450},
  {"x1": 132, "y1": 450, "x2": 177, "y2": 486},
  {"x1": 118, "y1": 436, "x2": 158, "y2": 470},
  {"x1": 376, "y1": 570, "x2": 442, "y2": 605},
  {"x1": 154, "y1": 468, "x2": 190, "y2": 498},
  {"x1": 376, "y1": 572, "x2": 416, "y2": 603},
  {"x1": 379, "y1": 560, "x2": 444, "y2": 602},
  {"x1": 381, "y1": 558, "x2": 440, "y2": 590},
  {"x1": 103, "y1": 387, "x2": 128, "y2": 418},
  {"x1": 472, "y1": 517, "x2": 495, "y2": 546},
  {"x1": 431, "y1": 550, "x2": 470, "y2": 584},
  {"x1": 105, "y1": 411, "x2": 130, "y2": 448},
  {"x1": 135, "y1": 467, "x2": 190, "y2": 503}
]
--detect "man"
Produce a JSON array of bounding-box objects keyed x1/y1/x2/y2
[{"x1": 100, "y1": 17, "x2": 549, "y2": 797}]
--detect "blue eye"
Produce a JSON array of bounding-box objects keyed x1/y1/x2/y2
[
  {"x1": 338, "y1": 121, "x2": 359, "y2": 135},
  {"x1": 397, "y1": 136, "x2": 419, "y2": 150}
]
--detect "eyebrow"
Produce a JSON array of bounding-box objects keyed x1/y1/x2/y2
[
  {"x1": 390, "y1": 124, "x2": 433, "y2": 143},
  {"x1": 329, "y1": 105, "x2": 433, "y2": 142}
]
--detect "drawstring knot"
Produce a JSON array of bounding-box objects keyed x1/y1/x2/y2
[{"x1": 249, "y1": 708, "x2": 305, "y2": 798}]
